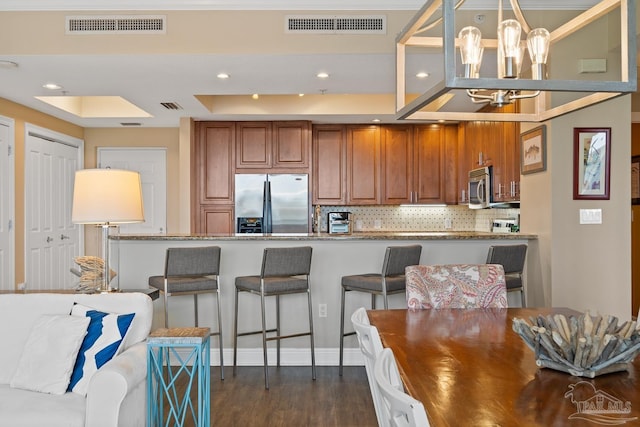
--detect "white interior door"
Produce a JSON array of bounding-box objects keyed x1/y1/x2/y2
[
  {"x1": 0, "y1": 117, "x2": 15, "y2": 290},
  {"x1": 25, "y1": 127, "x2": 82, "y2": 290},
  {"x1": 98, "y1": 148, "x2": 167, "y2": 234}
]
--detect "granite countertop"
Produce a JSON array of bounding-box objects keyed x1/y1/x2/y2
[{"x1": 111, "y1": 231, "x2": 537, "y2": 241}]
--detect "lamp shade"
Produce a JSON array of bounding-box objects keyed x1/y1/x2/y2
[{"x1": 72, "y1": 169, "x2": 145, "y2": 224}]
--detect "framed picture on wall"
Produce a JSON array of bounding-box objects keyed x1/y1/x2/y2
[
  {"x1": 633, "y1": 156, "x2": 640, "y2": 204},
  {"x1": 573, "y1": 127, "x2": 611, "y2": 200},
  {"x1": 520, "y1": 125, "x2": 546, "y2": 175}
]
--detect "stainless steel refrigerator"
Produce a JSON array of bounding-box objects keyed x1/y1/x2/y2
[{"x1": 234, "y1": 174, "x2": 310, "y2": 233}]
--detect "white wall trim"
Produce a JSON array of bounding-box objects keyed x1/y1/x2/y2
[{"x1": 0, "y1": 0, "x2": 599, "y2": 11}]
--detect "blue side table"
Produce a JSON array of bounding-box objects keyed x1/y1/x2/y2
[{"x1": 147, "y1": 327, "x2": 211, "y2": 427}]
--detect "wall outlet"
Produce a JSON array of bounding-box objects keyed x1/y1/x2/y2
[
  {"x1": 374, "y1": 219, "x2": 382, "y2": 229},
  {"x1": 318, "y1": 303, "x2": 327, "y2": 318},
  {"x1": 444, "y1": 218, "x2": 452, "y2": 229},
  {"x1": 17, "y1": 282, "x2": 26, "y2": 291}
]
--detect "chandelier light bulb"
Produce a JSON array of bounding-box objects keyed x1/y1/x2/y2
[
  {"x1": 498, "y1": 19, "x2": 522, "y2": 78},
  {"x1": 528, "y1": 28, "x2": 551, "y2": 80},
  {"x1": 458, "y1": 26, "x2": 483, "y2": 78}
]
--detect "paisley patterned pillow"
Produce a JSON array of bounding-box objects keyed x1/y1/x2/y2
[{"x1": 406, "y1": 264, "x2": 507, "y2": 309}]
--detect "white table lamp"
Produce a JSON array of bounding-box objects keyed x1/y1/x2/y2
[{"x1": 72, "y1": 168, "x2": 144, "y2": 292}]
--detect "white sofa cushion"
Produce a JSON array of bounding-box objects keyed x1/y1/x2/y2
[
  {"x1": 10, "y1": 314, "x2": 90, "y2": 395},
  {"x1": 0, "y1": 294, "x2": 76, "y2": 384},
  {"x1": 68, "y1": 303, "x2": 135, "y2": 396},
  {"x1": 0, "y1": 384, "x2": 85, "y2": 427}
]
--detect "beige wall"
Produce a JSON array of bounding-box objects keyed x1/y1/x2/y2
[
  {"x1": 83, "y1": 127, "x2": 181, "y2": 255},
  {"x1": 521, "y1": 96, "x2": 632, "y2": 319},
  {"x1": 0, "y1": 98, "x2": 84, "y2": 287}
]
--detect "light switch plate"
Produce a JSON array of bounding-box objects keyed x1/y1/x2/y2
[{"x1": 579, "y1": 208, "x2": 602, "y2": 224}]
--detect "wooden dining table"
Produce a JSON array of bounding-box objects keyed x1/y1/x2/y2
[{"x1": 368, "y1": 308, "x2": 640, "y2": 427}]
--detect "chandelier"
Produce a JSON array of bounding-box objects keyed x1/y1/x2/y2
[
  {"x1": 395, "y1": 0, "x2": 636, "y2": 122},
  {"x1": 458, "y1": 0, "x2": 550, "y2": 107}
]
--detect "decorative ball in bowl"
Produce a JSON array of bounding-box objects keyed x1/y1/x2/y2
[{"x1": 512, "y1": 312, "x2": 640, "y2": 378}]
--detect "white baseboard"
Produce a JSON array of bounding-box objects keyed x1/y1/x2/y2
[{"x1": 169, "y1": 347, "x2": 364, "y2": 367}]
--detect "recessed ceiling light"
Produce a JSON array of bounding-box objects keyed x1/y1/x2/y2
[
  {"x1": 252, "y1": 94, "x2": 259, "y2": 100},
  {"x1": 43, "y1": 83, "x2": 62, "y2": 90},
  {"x1": 372, "y1": 119, "x2": 381, "y2": 122},
  {"x1": 299, "y1": 93, "x2": 305, "y2": 97},
  {"x1": 416, "y1": 72, "x2": 430, "y2": 78},
  {"x1": 217, "y1": 73, "x2": 230, "y2": 79},
  {"x1": 317, "y1": 72, "x2": 329, "y2": 79}
]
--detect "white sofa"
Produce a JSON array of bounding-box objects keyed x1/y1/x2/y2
[{"x1": 0, "y1": 292, "x2": 153, "y2": 427}]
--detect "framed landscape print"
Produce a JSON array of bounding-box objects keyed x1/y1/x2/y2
[
  {"x1": 573, "y1": 127, "x2": 611, "y2": 200},
  {"x1": 520, "y1": 125, "x2": 546, "y2": 175}
]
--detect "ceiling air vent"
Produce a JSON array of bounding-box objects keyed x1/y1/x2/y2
[
  {"x1": 160, "y1": 102, "x2": 183, "y2": 110},
  {"x1": 285, "y1": 15, "x2": 386, "y2": 35},
  {"x1": 120, "y1": 122, "x2": 142, "y2": 127},
  {"x1": 66, "y1": 15, "x2": 166, "y2": 34}
]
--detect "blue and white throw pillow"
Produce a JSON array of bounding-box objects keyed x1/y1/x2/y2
[{"x1": 68, "y1": 303, "x2": 135, "y2": 395}]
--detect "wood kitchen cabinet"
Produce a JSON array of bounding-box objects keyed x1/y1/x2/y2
[
  {"x1": 236, "y1": 121, "x2": 310, "y2": 170},
  {"x1": 313, "y1": 125, "x2": 347, "y2": 205},
  {"x1": 381, "y1": 125, "x2": 413, "y2": 204},
  {"x1": 347, "y1": 125, "x2": 381, "y2": 205},
  {"x1": 192, "y1": 121, "x2": 236, "y2": 233},
  {"x1": 198, "y1": 205, "x2": 234, "y2": 234},
  {"x1": 381, "y1": 124, "x2": 458, "y2": 205}
]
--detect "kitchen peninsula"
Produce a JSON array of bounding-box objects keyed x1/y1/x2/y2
[{"x1": 111, "y1": 231, "x2": 536, "y2": 366}]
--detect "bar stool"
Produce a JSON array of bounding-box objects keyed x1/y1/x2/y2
[
  {"x1": 339, "y1": 245, "x2": 422, "y2": 375},
  {"x1": 232, "y1": 246, "x2": 315, "y2": 389},
  {"x1": 148, "y1": 246, "x2": 224, "y2": 379},
  {"x1": 486, "y1": 244, "x2": 528, "y2": 307}
]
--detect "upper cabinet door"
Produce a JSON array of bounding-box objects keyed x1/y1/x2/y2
[
  {"x1": 414, "y1": 125, "x2": 445, "y2": 204},
  {"x1": 313, "y1": 125, "x2": 347, "y2": 205},
  {"x1": 381, "y1": 125, "x2": 413, "y2": 204},
  {"x1": 272, "y1": 121, "x2": 311, "y2": 169},
  {"x1": 347, "y1": 125, "x2": 380, "y2": 205},
  {"x1": 195, "y1": 122, "x2": 235, "y2": 204},
  {"x1": 236, "y1": 122, "x2": 272, "y2": 169}
]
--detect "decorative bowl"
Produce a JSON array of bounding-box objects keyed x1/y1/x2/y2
[{"x1": 512, "y1": 312, "x2": 640, "y2": 378}]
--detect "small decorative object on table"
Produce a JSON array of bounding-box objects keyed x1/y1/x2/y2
[
  {"x1": 513, "y1": 312, "x2": 640, "y2": 378},
  {"x1": 71, "y1": 256, "x2": 117, "y2": 292}
]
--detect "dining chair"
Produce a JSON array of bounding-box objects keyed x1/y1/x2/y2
[
  {"x1": 486, "y1": 244, "x2": 528, "y2": 307},
  {"x1": 405, "y1": 264, "x2": 507, "y2": 309},
  {"x1": 351, "y1": 307, "x2": 386, "y2": 427},
  {"x1": 232, "y1": 246, "x2": 315, "y2": 389},
  {"x1": 374, "y1": 348, "x2": 430, "y2": 427},
  {"x1": 148, "y1": 246, "x2": 225, "y2": 379},
  {"x1": 339, "y1": 245, "x2": 422, "y2": 375}
]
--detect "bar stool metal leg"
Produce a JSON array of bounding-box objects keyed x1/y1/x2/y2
[
  {"x1": 260, "y1": 290, "x2": 269, "y2": 389},
  {"x1": 339, "y1": 287, "x2": 347, "y2": 376},
  {"x1": 233, "y1": 287, "x2": 240, "y2": 376},
  {"x1": 307, "y1": 288, "x2": 316, "y2": 380}
]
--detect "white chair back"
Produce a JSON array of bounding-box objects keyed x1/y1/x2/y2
[
  {"x1": 351, "y1": 307, "x2": 387, "y2": 427},
  {"x1": 374, "y1": 348, "x2": 430, "y2": 427}
]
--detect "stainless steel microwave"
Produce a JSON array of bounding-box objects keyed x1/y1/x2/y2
[{"x1": 468, "y1": 166, "x2": 493, "y2": 209}]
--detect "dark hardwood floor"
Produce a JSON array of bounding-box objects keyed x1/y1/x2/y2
[{"x1": 170, "y1": 366, "x2": 378, "y2": 426}]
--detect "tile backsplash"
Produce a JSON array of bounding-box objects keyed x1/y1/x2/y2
[{"x1": 317, "y1": 205, "x2": 520, "y2": 233}]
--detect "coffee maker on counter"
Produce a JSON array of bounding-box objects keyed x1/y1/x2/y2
[{"x1": 328, "y1": 212, "x2": 351, "y2": 234}]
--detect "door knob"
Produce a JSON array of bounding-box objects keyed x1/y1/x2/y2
[
  {"x1": 61, "y1": 234, "x2": 70, "y2": 240},
  {"x1": 46, "y1": 236, "x2": 53, "y2": 243}
]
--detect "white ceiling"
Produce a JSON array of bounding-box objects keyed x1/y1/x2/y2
[{"x1": 0, "y1": 0, "x2": 624, "y2": 128}]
